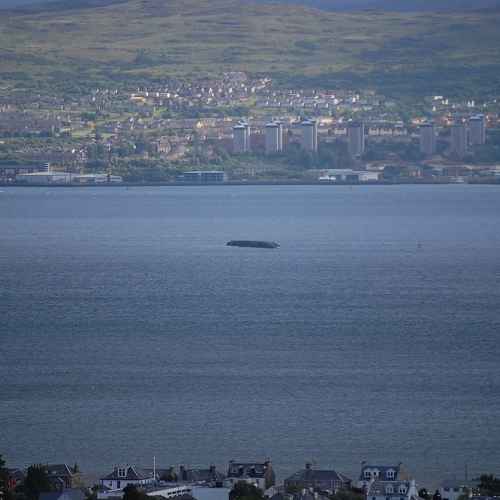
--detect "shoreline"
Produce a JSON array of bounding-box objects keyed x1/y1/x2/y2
[{"x1": 2, "y1": 179, "x2": 500, "y2": 188}]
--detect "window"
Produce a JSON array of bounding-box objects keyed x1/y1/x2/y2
[
  {"x1": 118, "y1": 468, "x2": 126, "y2": 478},
  {"x1": 386, "y1": 470, "x2": 395, "y2": 480},
  {"x1": 365, "y1": 472, "x2": 372, "y2": 479},
  {"x1": 386, "y1": 486, "x2": 394, "y2": 494}
]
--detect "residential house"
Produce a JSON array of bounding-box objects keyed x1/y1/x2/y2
[
  {"x1": 285, "y1": 463, "x2": 351, "y2": 493},
  {"x1": 358, "y1": 464, "x2": 407, "y2": 490},
  {"x1": 178, "y1": 465, "x2": 225, "y2": 486},
  {"x1": 366, "y1": 481, "x2": 418, "y2": 500},
  {"x1": 100, "y1": 465, "x2": 155, "y2": 491},
  {"x1": 46, "y1": 464, "x2": 83, "y2": 491},
  {"x1": 439, "y1": 481, "x2": 479, "y2": 500},
  {"x1": 5, "y1": 468, "x2": 25, "y2": 491},
  {"x1": 225, "y1": 461, "x2": 275, "y2": 490}
]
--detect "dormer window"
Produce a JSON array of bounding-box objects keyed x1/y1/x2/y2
[
  {"x1": 386, "y1": 486, "x2": 394, "y2": 494},
  {"x1": 117, "y1": 468, "x2": 127, "y2": 478},
  {"x1": 399, "y1": 486, "x2": 407, "y2": 495},
  {"x1": 387, "y1": 470, "x2": 395, "y2": 480},
  {"x1": 365, "y1": 471, "x2": 372, "y2": 479}
]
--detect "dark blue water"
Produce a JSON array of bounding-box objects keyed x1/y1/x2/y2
[{"x1": 1, "y1": 186, "x2": 500, "y2": 485}]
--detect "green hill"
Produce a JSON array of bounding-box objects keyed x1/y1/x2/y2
[{"x1": 1, "y1": 0, "x2": 500, "y2": 96}]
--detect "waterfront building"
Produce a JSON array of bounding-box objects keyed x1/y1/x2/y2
[
  {"x1": 318, "y1": 169, "x2": 381, "y2": 182},
  {"x1": 300, "y1": 120, "x2": 318, "y2": 152},
  {"x1": 469, "y1": 115, "x2": 486, "y2": 146},
  {"x1": 285, "y1": 463, "x2": 351, "y2": 493},
  {"x1": 72, "y1": 174, "x2": 123, "y2": 184},
  {"x1": 177, "y1": 171, "x2": 227, "y2": 183},
  {"x1": 451, "y1": 122, "x2": 468, "y2": 158},
  {"x1": 224, "y1": 460, "x2": 275, "y2": 490},
  {"x1": 0, "y1": 164, "x2": 48, "y2": 183},
  {"x1": 419, "y1": 122, "x2": 436, "y2": 156},
  {"x1": 233, "y1": 122, "x2": 251, "y2": 153},
  {"x1": 265, "y1": 122, "x2": 283, "y2": 154},
  {"x1": 15, "y1": 172, "x2": 122, "y2": 185},
  {"x1": 15, "y1": 171, "x2": 74, "y2": 185},
  {"x1": 347, "y1": 121, "x2": 365, "y2": 157}
]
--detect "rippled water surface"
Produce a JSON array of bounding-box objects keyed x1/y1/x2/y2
[{"x1": 1, "y1": 185, "x2": 500, "y2": 484}]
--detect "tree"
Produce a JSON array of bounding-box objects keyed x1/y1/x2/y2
[
  {"x1": 478, "y1": 474, "x2": 500, "y2": 496},
  {"x1": 330, "y1": 489, "x2": 365, "y2": 500},
  {"x1": 85, "y1": 486, "x2": 98, "y2": 500},
  {"x1": 229, "y1": 482, "x2": 264, "y2": 500},
  {"x1": 0, "y1": 455, "x2": 8, "y2": 500},
  {"x1": 122, "y1": 485, "x2": 148, "y2": 500},
  {"x1": 159, "y1": 468, "x2": 177, "y2": 482},
  {"x1": 418, "y1": 488, "x2": 429, "y2": 500},
  {"x1": 285, "y1": 484, "x2": 300, "y2": 495},
  {"x1": 24, "y1": 465, "x2": 52, "y2": 500}
]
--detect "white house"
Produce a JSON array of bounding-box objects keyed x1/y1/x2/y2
[
  {"x1": 358, "y1": 464, "x2": 406, "y2": 490},
  {"x1": 366, "y1": 480, "x2": 418, "y2": 500}
]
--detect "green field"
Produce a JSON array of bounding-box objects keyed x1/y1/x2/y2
[{"x1": 1, "y1": 0, "x2": 500, "y2": 95}]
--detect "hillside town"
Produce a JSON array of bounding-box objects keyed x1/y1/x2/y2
[
  {"x1": 1, "y1": 72, "x2": 500, "y2": 185},
  {"x1": 1, "y1": 457, "x2": 500, "y2": 500}
]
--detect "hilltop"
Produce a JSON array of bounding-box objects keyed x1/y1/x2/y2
[{"x1": 1, "y1": 0, "x2": 500, "y2": 95}]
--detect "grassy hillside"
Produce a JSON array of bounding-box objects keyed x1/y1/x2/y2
[{"x1": 1, "y1": 0, "x2": 500, "y2": 95}]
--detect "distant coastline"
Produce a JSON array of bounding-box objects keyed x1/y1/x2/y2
[{"x1": 2, "y1": 179, "x2": 500, "y2": 188}]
